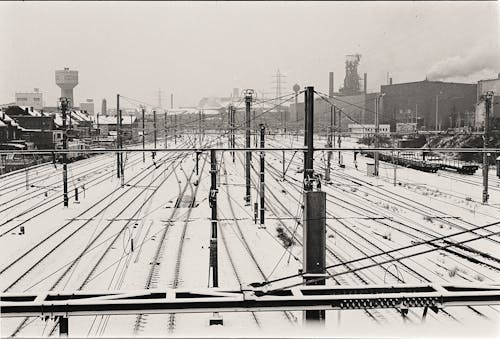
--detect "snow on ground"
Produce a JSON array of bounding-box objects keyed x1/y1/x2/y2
[{"x1": 1, "y1": 134, "x2": 499, "y2": 338}]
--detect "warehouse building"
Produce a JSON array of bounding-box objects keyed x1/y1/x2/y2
[{"x1": 380, "y1": 80, "x2": 477, "y2": 131}]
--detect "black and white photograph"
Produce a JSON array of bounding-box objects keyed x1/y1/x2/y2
[{"x1": 0, "y1": 1, "x2": 499, "y2": 338}]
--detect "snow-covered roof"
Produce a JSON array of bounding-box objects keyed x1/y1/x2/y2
[
  {"x1": 0, "y1": 120, "x2": 6, "y2": 127},
  {"x1": 17, "y1": 106, "x2": 43, "y2": 117},
  {"x1": 0, "y1": 113, "x2": 19, "y2": 127}
]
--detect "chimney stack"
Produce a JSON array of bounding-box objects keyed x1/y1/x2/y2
[
  {"x1": 363, "y1": 73, "x2": 367, "y2": 94},
  {"x1": 389, "y1": 78, "x2": 393, "y2": 85},
  {"x1": 329, "y1": 72, "x2": 334, "y2": 98}
]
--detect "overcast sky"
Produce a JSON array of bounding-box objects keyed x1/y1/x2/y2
[{"x1": 1, "y1": 1, "x2": 499, "y2": 109}]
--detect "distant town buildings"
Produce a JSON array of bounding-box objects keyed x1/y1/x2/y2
[
  {"x1": 15, "y1": 88, "x2": 43, "y2": 110},
  {"x1": 79, "y1": 99, "x2": 94, "y2": 115}
]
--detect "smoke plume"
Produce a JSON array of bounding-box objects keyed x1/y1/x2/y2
[{"x1": 427, "y1": 39, "x2": 500, "y2": 81}]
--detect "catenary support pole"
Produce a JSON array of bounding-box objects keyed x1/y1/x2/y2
[
  {"x1": 209, "y1": 149, "x2": 218, "y2": 287},
  {"x1": 244, "y1": 90, "x2": 253, "y2": 204},
  {"x1": 153, "y1": 110, "x2": 157, "y2": 150},
  {"x1": 61, "y1": 98, "x2": 69, "y2": 207},
  {"x1": 259, "y1": 124, "x2": 265, "y2": 227},
  {"x1": 483, "y1": 91, "x2": 493, "y2": 204},
  {"x1": 231, "y1": 105, "x2": 235, "y2": 163},
  {"x1": 116, "y1": 94, "x2": 120, "y2": 178},
  {"x1": 142, "y1": 108, "x2": 145, "y2": 163},
  {"x1": 326, "y1": 105, "x2": 333, "y2": 181},
  {"x1": 119, "y1": 109, "x2": 124, "y2": 187},
  {"x1": 174, "y1": 113, "x2": 177, "y2": 145},
  {"x1": 374, "y1": 96, "x2": 380, "y2": 176},
  {"x1": 304, "y1": 86, "x2": 314, "y2": 189},
  {"x1": 164, "y1": 111, "x2": 167, "y2": 148},
  {"x1": 58, "y1": 316, "x2": 68, "y2": 337}
]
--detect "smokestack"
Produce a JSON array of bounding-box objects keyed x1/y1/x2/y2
[
  {"x1": 101, "y1": 99, "x2": 107, "y2": 116},
  {"x1": 329, "y1": 72, "x2": 334, "y2": 98},
  {"x1": 363, "y1": 73, "x2": 367, "y2": 94},
  {"x1": 389, "y1": 78, "x2": 393, "y2": 85}
]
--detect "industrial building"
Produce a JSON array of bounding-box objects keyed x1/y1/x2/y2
[
  {"x1": 15, "y1": 88, "x2": 43, "y2": 110},
  {"x1": 475, "y1": 75, "x2": 500, "y2": 129},
  {"x1": 79, "y1": 99, "x2": 95, "y2": 115},
  {"x1": 55, "y1": 68, "x2": 78, "y2": 107},
  {"x1": 380, "y1": 80, "x2": 477, "y2": 131}
]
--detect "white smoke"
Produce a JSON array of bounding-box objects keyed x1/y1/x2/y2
[{"x1": 427, "y1": 39, "x2": 500, "y2": 81}]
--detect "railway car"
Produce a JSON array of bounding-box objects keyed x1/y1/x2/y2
[{"x1": 0, "y1": 141, "x2": 42, "y2": 174}]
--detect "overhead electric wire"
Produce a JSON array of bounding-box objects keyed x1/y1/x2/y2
[{"x1": 249, "y1": 219, "x2": 500, "y2": 288}]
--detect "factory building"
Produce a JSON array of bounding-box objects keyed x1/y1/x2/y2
[
  {"x1": 15, "y1": 88, "x2": 43, "y2": 110},
  {"x1": 380, "y1": 80, "x2": 477, "y2": 131},
  {"x1": 475, "y1": 75, "x2": 500, "y2": 129}
]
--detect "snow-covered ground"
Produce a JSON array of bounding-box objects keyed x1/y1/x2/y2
[{"x1": 1, "y1": 133, "x2": 499, "y2": 338}]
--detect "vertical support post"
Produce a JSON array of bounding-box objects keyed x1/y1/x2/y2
[
  {"x1": 244, "y1": 90, "x2": 253, "y2": 204},
  {"x1": 483, "y1": 92, "x2": 493, "y2": 204},
  {"x1": 196, "y1": 151, "x2": 200, "y2": 176},
  {"x1": 282, "y1": 151, "x2": 285, "y2": 180},
  {"x1": 24, "y1": 155, "x2": 29, "y2": 190},
  {"x1": 259, "y1": 124, "x2": 265, "y2": 227},
  {"x1": 231, "y1": 106, "x2": 235, "y2": 163},
  {"x1": 435, "y1": 95, "x2": 439, "y2": 131},
  {"x1": 61, "y1": 98, "x2": 69, "y2": 207},
  {"x1": 116, "y1": 94, "x2": 120, "y2": 178},
  {"x1": 119, "y1": 109, "x2": 124, "y2": 187},
  {"x1": 304, "y1": 86, "x2": 314, "y2": 190},
  {"x1": 303, "y1": 190, "x2": 326, "y2": 323},
  {"x1": 142, "y1": 108, "x2": 145, "y2": 163},
  {"x1": 174, "y1": 113, "x2": 177, "y2": 145},
  {"x1": 209, "y1": 150, "x2": 218, "y2": 287},
  {"x1": 74, "y1": 187, "x2": 79, "y2": 202},
  {"x1": 153, "y1": 110, "x2": 157, "y2": 149},
  {"x1": 164, "y1": 111, "x2": 168, "y2": 148},
  {"x1": 374, "y1": 95, "x2": 380, "y2": 176},
  {"x1": 326, "y1": 105, "x2": 333, "y2": 181},
  {"x1": 58, "y1": 316, "x2": 68, "y2": 337}
]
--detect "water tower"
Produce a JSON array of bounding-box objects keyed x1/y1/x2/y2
[{"x1": 55, "y1": 67, "x2": 78, "y2": 107}]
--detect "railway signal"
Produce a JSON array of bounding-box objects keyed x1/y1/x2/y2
[{"x1": 244, "y1": 89, "x2": 256, "y2": 205}]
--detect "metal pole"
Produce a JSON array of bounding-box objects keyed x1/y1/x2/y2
[
  {"x1": 116, "y1": 94, "x2": 120, "y2": 178},
  {"x1": 304, "y1": 87, "x2": 314, "y2": 190},
  {"x1": 282, "y1": 151, "x2": 285, "y2": 180},
  {"x1": 142, "y1": 109, "x2": 145, "y2": 163},
  {"x1": 483, "y1": 92, "x2": 493, "y2": 203},
  {"x1": 245, "y1": 90, "x2": 253, "y2": 204},
  {"x1": 61, "y1": 98, "x2": 69, "y2": 207},
  {"x1": 374, "y1": 96, "x2": 380, "y2": 176},
  {"x1": 119, "y1": 109, "x2": 124, "y2": 186},
  {"x1": 164, "y1": 111, "x2": 167, "y2": 148},
  {"x1": 435, "y1": 95, "x2": 439, "y2": 131},
  {"x1": 303, "y1": 191, "x2": 326, "y2": 323},
  {"x1": 209, "y1": 149, "x2": 218, "y2": 287},
  {"x1": 259, "y1": 124, "x2": 265, "y2": 227},
  {"x1": 58, "y1": 316, "x2": 68, "y2": 337},
  {"x1": 153, "y1": 110, "x2": 157, "y2": 149},
  {"x1": 326, "y1": 106, "x2": 333, "y2": 181},
  {"x1": 174, "y1": 113, "x2": 177, "y2": 145}
]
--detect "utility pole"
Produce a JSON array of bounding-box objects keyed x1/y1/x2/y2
[
  {"x1": 209, "y1": 149, "x2": 218, "y2": 287},
  {"x1": 259, "y1": 124, "x2": 265, "y2": 228},
  {"x1": 142, "y1": 108, "x2": 145, "y2": 163},
  {"x1": 153, "y1": 110, "x2": 157, "y2": 150},
  {"x1": 374, "y1": 94, "x2": 384, "y2": 176},
  {"x1": 164, "y1": 111, "x2": 168, "y2": 148},
  {"x1": 303, "y1": 86, "x2": 326, "y2": 324},
  {"x1": 435, "y1": 94, "x2": 440, "y2": 131},
  {"x1": 293, "y1": 84, "x2": 300, "y2": 130},
  {"x1": 244, "y1": 89, "x2": 255, "y2": 205},
  {"x1": 119, "y1": 109, "x2": 124, "y2": 187},
  {"x1": 174, "y1": 113, "x2": 177, "y2": 145},
  {"x1": 483, "y1": 91, "x2": 493, "y2": 204},
  {"x1": 116, "y1": 94, "x2": 120, "y2": 178},
  {"x1": 228, "y1": 105, "x2": 235, "y2": 163},
  {"x1": 325, "y1": 105, "x2": 333, "y2": 181},
  {"x1": 60, "y1": 97, "x2": 69, "y2": 207},
  {"x1": 209, "y1": 149, "x2": 222, "y2": 326}
]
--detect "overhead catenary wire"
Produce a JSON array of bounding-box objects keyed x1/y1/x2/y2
[{"x1": 249, "y1": 219, "x2": 500, "y2": 288}]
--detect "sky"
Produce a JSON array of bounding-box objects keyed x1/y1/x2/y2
[{"x1": 1, "y1": 1, "x2": 499, "y2": 110}]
